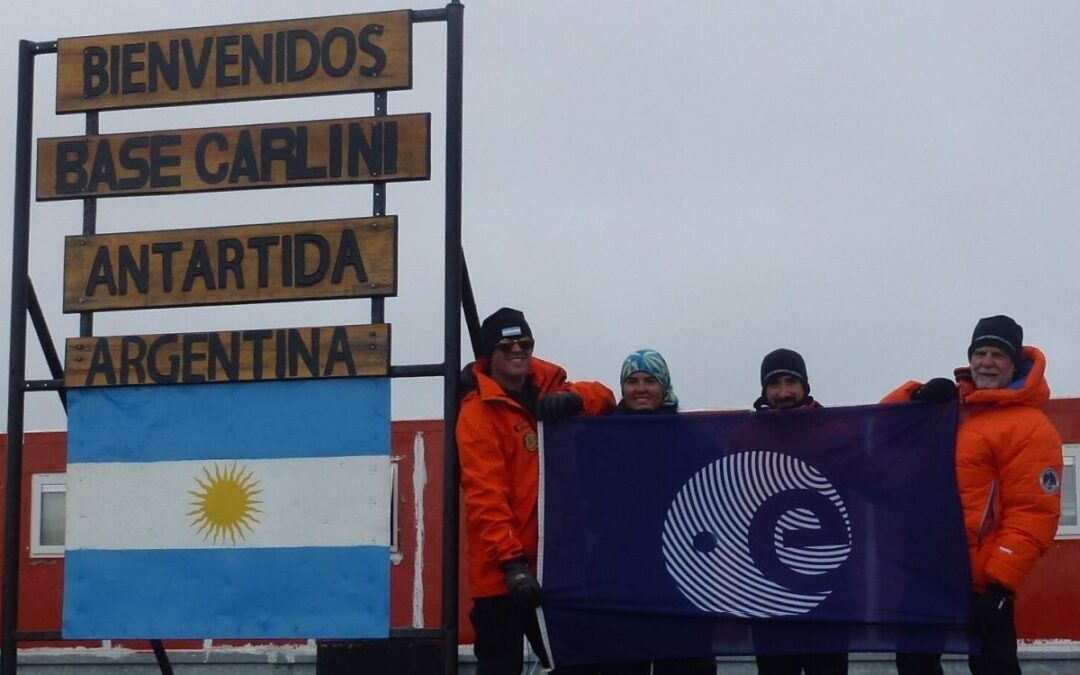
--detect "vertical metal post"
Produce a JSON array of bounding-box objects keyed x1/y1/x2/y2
[
  {"x1": 3, "y1": 39, "x2": 37, "y2": 675},
  {"x1": 441, "y1": 3, "x2": 465, "y2": 674},
  {"x1": 461, "y1": 250, "x2": 480, "y2": 358},
  {"x1": 80, "y1": 112, "x2": 98, "y2": 337},
  {"x1": 372, "y1": 91, "x2": 387, "y2": 325}
]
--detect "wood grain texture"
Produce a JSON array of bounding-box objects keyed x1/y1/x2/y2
[
  {"x1": 57, "y1": 11, "x2": 411, "y2": 113},
  {"x1": 65, "y1": 323, "x2": 390, "y2": 387},
  {"x1": 63, "y1": 216, "x2": 397, "y2": 312}
]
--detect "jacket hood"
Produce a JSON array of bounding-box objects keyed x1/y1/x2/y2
[{"x1": 955, "y1": 345, "x2": 1051, "y2": 408}]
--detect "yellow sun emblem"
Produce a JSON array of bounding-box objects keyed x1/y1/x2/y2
[{"x1": 188, "y1": 462, "x2": 262, "y2": 544}]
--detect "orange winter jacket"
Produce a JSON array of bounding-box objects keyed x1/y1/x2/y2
[
  {"x1": 457, "y1": 356, "x2": 615, "y2": 598},
  {"x1": 883, "y1": 346, "x2": 1062, "y2": 593}
]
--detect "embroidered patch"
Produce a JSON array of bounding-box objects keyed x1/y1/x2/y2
[
  {"x1": 1040, "y1": 467, "x2": 1061, "y2": 494},
  {"x1": 501, "y1": 326, "x2": 523, "y2": 337},
  {"x1": 523, "y1": 432, "x2": 539, "y2": 452}
]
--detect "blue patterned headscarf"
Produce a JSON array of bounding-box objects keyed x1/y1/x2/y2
[{"x1": 620, "y1": 349, "x2": 678, "y2": 410}]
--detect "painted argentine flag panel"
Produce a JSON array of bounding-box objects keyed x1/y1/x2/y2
[
  {"x1": 67, "y1": 456, "x2": 389, "y2": 550},
  {"x1": 64, "y1": 378, "x2": 391, "y2": 639}
]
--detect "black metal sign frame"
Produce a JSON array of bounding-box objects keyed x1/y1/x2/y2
[{"x1": 4, "y1": 5, "x2": 473, "y2": 675}]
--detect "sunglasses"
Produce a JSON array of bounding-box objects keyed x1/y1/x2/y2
[{"x1": 495, "y1": 336, "x2": 535, "y2": 353}]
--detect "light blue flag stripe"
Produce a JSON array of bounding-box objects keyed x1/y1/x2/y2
[
  {"x1": 63, "y1": 547, "x2": 389, "y2": 639},
  {"x1": 67, "y1": 378, "x2": 389, "y2": 463}
]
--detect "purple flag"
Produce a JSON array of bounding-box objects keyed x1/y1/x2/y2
[{"x1": 538, "y1": 402, "x2": 971, "y2": 667}]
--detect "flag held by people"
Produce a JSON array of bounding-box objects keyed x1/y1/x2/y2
[{"x1": 539, "y1": 403, "x2": 970, "y2": 666}]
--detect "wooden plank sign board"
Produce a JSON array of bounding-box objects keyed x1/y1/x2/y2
[
  {"x1": 37, "y1": 113, "x2": 429, "y2": 200},
  {"x1": 63, "y1": 216, "x2": 397, "y2": 312},
  {"x1": 65, "y1": 323, "x2": 390, "y2": 388},
  {"x1": 56, "y1": 11, "x2": 411, "y2": 113}
]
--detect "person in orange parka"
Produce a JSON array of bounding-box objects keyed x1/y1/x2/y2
[
  {"x1": 457, "y1": 307, "x2": 615, "y2": 675},
  {"x1": 883, "y1": 315, "x2": 1062, "y2": 675}
]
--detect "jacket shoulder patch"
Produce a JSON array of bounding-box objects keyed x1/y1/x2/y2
[{"x1": 1040, "y1": 467, "x2": 1061, "y2": 494}]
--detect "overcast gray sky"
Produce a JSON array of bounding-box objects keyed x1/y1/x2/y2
[{"x1": 3, "y1": 1, "x2": 1079, "y2": 431}]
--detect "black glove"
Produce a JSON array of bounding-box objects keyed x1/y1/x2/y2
[
  {"x1": 501, "y1": 557, "x2": 542, "y2": 608},
  {"x1": 459, "y1": 361, "x2": 477, "y2": 399},
  {"x1": 537, "y1": 391, "x2": 584, "y2": 422},
  {"x1": 911, "y1": 377, "x2": 957, "y2": 404},
  {"x1": 971, "y1": 582, "x2": 1013, "y2": 636}
]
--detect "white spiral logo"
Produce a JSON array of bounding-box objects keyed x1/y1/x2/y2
[{"x1": 662, "y1": 450, "x2": 852, "y2": 618}]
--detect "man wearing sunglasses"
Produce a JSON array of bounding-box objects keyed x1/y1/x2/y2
[{"x1": 457, "y1": 307, "x2": 615, "y2": 674}]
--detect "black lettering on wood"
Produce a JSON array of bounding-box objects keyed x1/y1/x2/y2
[
  {"x1": 208, "y1": 332, "x2": 240, "y2": 381},
  {"x1": 87, "y1": 139, "x2": 119, "y2": 193},
  {"x1": 181, "y1": 333, "x2": 208, "y2": 382},
  {"x1": 109, "y1": 45, "x2": 121, "y2": 95},
  {"x1": 217, "y1": 238, "x2": 245, "y2": 289},
  {"x1": 181, "y1": 37, "x2": 214, "y2": 88},
  {"x1": 332, "y1": 229, "x2": 368, "y2": 284},
  {"x1": 151, "y1": 241, "x2": 182, "y2": 293},
  {"x1": 281, "y1": 235, "x2": 293, "y2": 286},
  {"x1": 150, "y1": 135, "x2": 182, "y2": 188},
  {"x1": 357, "y1": 24, "x2": 387, "y2": 77},
  {"x1": 347, "y1": 122, "x2": 380, "y2": 177},
  {"x1": 215, "y1": 34, "x2": 241, "y2": 87},
  {"x1": 117, "y1": 244, "x2": 150, "y2": 295},
  {"x1": 242, "y1": 33, "x2": 273, "y2": 85},
  {"x1": 82, "y1": 46, "x2": 109, "y2": 97},
  {"x1": 243, "y1": 329, "x2": 273, "y2": 380},
  {"x1": 324, "y1": 326, "x2": 357, "y2": 376},
  {"x1": 328, "y1": 124, "x2": 342, "y2": 178},
  {"x1": 260, "y1": 126, "x2": 294, "y2": 181},
  {"x1": 147, "y1": 334, "x2": 179, "y2": 384},
  {"x1": 247, "y1": 236, "x2": 278, "y2": 287},
  {"x1": 286, "y1": 30, "x2": 320, "y2": 81},
  {"x1": 295, "y1": 234, "x2": 330, "y2": 287},
  {"x1": 288, "y1": 328, "x2": 319, "y2": 377},
  {"x1": 117, "y1": 136, "x2": 150, "y2": 191},
  {"x1": 85, "y1": 246, "x2": 118, "y2": 297},
  {"x1": 119, "y1": 335, "x2": 147, "y2": 385},
  {"x1": 195, "y1": 132, "x2": 228, "y2": 184},
  {"x1": 182, "y1": 240, "x2": 216, "y2": 292},
  {"x1": 275, "y1": 329, "x2": 288, "y2": 379},
  {"x1": 56, "y1": 141, "x2": 89, "y2": 194},
  {"x1": 86, "y1": 339, "x2": 117, "y2": 386},
  {"x1": 228, "y1": 130, "x2": 260, "y2": 184},
  {"x1": 121, "y1": 43, "x2": 146, "y2": 94},
  {"x1": 274, "y1": 30, "x2": 287, "y2": 84},
  {"x1": 382, "y1": 121, "x2": 398, "y2": 175},
  {"x1": 291, "y1": 127, "x2": 327, "y2": 180},
  {"x1": 321, "y1": 27, "x2": 356, "y2": 77},
  {"x1": 148, "y1": 40, "x2": 181, "y2": 92}
]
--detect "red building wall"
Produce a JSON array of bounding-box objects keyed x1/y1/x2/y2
[{"x1": 3, "y1": 399, "x2": 1080, "y2": 646}]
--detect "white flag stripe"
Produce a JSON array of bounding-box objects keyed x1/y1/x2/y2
[{"x1": 67, "y1": 456, "x2": 390, "y2": 550}]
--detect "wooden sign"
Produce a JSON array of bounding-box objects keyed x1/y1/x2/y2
[
  {"x1": 56, "y1": 11, "x2": 411, "y2": 113},
  {"x1": 65, "y1": 323, "x2": 390, "y2": 388},
  {"x1": 37, "y1": 113, "x2": 429, "y2": 200},
  {"x1": 63, "y1": 216, "x2": 397, "y2": 312}
]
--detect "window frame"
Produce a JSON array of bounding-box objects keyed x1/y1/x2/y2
[
  {"x1": 1057, "y1": 446, "x2": 1079, "y2": 539},
  {"x1": 30, "y1": 472, "x2": 66, "y2": 558}
]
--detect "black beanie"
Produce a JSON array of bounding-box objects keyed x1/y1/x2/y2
[
  {"x1": 968, "y1": 315, "x2": 1023, "y2": 367},
  {"x1": 480, "y1": 307, "x2": 533, "y2": 358},
  {"x1": 759, "y1": 348, "x2": 810, "y2": 395}
]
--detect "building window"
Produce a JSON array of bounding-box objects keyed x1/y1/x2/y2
[
  {"x1": 30, "y1": 473, "x2": 66, "y2": 557},
  {"x1": 1058, "y1": 447, "x2": 1078, "y2": 538}
]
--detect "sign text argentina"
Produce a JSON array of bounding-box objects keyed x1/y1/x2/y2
[
  {"x1": 37, "y1": 114, "x2": 429, "y2": 199},
  {"x1": 63, "y1": 217, "x2": 397, "y2": 312},
  {"x1": 56, "y1": 11, "x2": 411, "y2": 113},
  {"x1": 65, "y1": 323, "x2": 391, "y2": 388}
]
